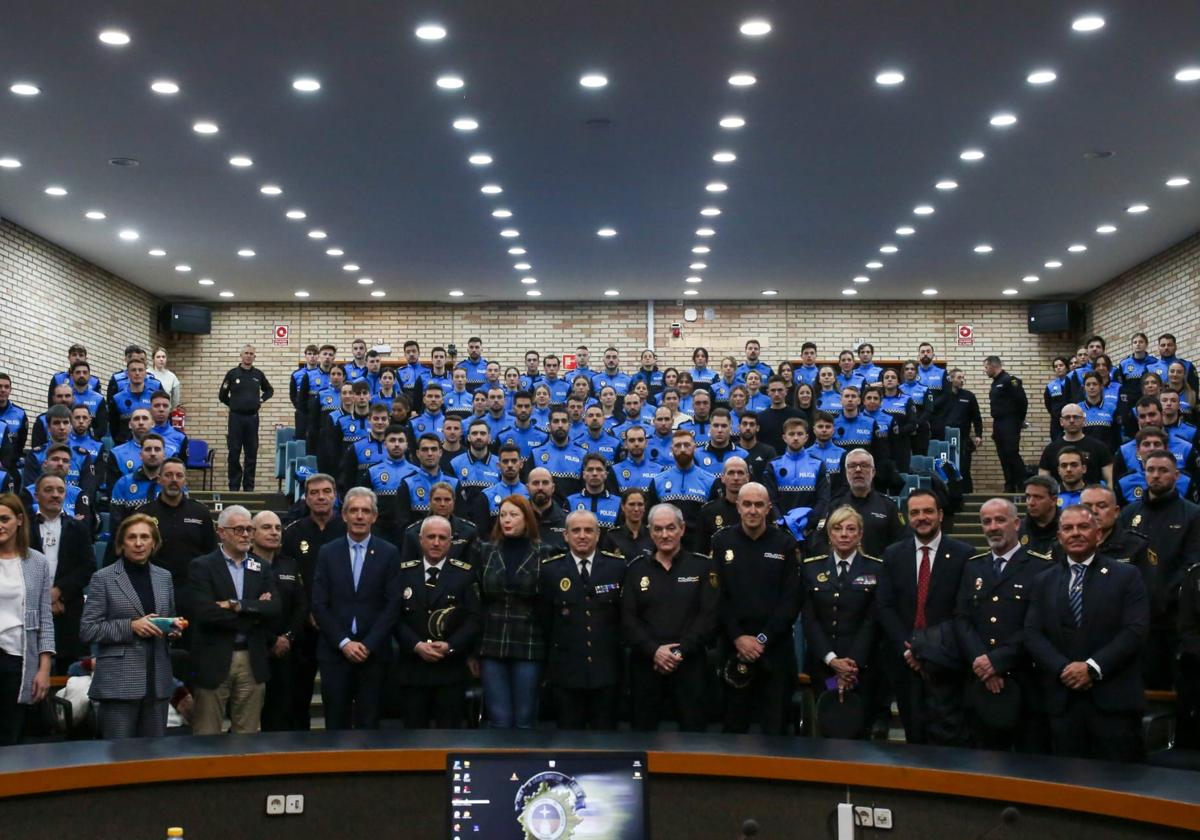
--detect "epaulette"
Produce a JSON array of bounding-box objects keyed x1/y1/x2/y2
[
  {"x1": 449, "y1": 558, "x2": 472, "y2": 571},
  {"x1": 971, "y1": 551, "x2": 990, "y2": 560},
  {"x1": 399, "y1": 560, "x2": 420, "y2": 569},
  {"x1": 802, "y1": 554, "x2": 828, "y2": 564},
  {"x1": 599, "y1": 550, "x2": 623, "y2": 561},
  {"x1": 1028, "y1": 550, "x2": 1053, "y2": 562},
  {"x1": 543, "y1": 552, "x2": 568, "y2": 563},
  {"x1": 861, "y1": 553, "x2": 882, "y2": 563}
]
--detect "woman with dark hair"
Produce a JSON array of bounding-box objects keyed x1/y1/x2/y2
[
  {"x1": 815, "y1": 366, "x2": 842, "y2": 413},
  {"x1": 689, "y1": 347, "x2": 717, "y2": 384},
  {"x1": 793, "y1": 382, "x2": 815, "y2": 427},
  {"x1": 1044, "y1": 356, "x2": 1071, "y2": 441},
  {"x1": 0, "y1": 493, "x2": 53, "y2": 745},
  {"x1": 81, "y1": 512, "x2": 183, "y2": 738},
  {"x1": 476, "y1": 495, "x2": 552, "y2": 728},
  {"x1": 604, "y1": 488, "x2": 654, "y2": 560},
  {"x1": 776, "y1": 361, "x2": 795, "y2": 405}
]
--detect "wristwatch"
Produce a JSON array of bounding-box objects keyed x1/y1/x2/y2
[{"x1": 756, "y1": 633, "x2": 769, "y2": 645}]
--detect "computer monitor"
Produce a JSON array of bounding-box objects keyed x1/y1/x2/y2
[{"x1": 446, "y1": 751, "x2": 648, "y2": 839}]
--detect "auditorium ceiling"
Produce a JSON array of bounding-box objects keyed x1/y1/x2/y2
[{"x1": 1, "y1": 1, "x2": 1198, "y2": 303}]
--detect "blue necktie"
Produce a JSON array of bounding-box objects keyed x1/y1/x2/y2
[
  {"x1": 351, "y1": 543, "x2": 365, "y2": 591},
  {"x1": 1069, "y1": 564, "x2": 1085, "y2": 627},
  {"x1": 993, "y1": 556, "x2": 1004, "y2": 577}
]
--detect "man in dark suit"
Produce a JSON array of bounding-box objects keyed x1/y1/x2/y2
[
  {"x1": 1024, "y1": 504, "x2": 1149, "y2": 762},
  {"x1": 392, "y1": 515, "x2": 480, "y2": 728},
  {"x1": 877, "y1": 489, "x2": 973, "y2": 745},
  {"x1": 188, "y1": 505, "x2": 280, "y2": 735},
  {"x1": 29, "y1": 474, "x2": 94, "y2": 674},
  {"x1": 251, "y1": 510, "x2": 308, "y2": 732},
  {"x1": 311, "y1": 486, "x2": 402, "y2": 730},
  {"x1": 955, "y1": 497, "x2": 1049, "y2": 752}
]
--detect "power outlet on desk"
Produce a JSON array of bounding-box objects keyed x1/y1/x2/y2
[
  {"x1": 854, "y1": 806, "x2": 874, "y2": 828},
  {"x1": 285, "y1": 795, "x2": 305, "y2": 814},
  {"x1": 873, "y1": 807, "x2": 893, "y2": 829},
  {"x1": 266, "y1": 795, "x2": 285, "y2": 816}
]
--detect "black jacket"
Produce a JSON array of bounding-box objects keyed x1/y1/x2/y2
[
  {"x1": 30, "y1": 514, "x2": 94, "y2": 664},
  {"x1": 876, "y1": 535, "x2": 974, "y2": 659},
  {"x1": 393, "y1": 556, "x2": 481, "y2": 685},
  {"x1": 954, "y1": 547, "x2": 1044, "y2": 675},
  {"x1": 539, "y1": 551, "x2": 626, "y2": 689},
  {"x1": 187, "y1": 550, "x2": 282, "y2": 688}
]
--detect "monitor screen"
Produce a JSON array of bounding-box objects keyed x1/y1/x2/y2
[{"x1": 446, "y1": 751, "x2": 648, "y2": 840}]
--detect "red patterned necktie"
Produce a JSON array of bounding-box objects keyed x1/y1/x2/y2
[{"x1": 914, "y1": 545, "x2": 931, "y2": 629}]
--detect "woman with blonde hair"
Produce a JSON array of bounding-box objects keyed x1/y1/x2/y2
[{"x1": 152, "y1": 347, "x2": 182, "y2": 407}]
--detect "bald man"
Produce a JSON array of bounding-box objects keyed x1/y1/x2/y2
[
  {"x1": 527, "y1": 466, "x2": 567, "y2": 551},
  {"x1": 712, "y1": 483, "x2": 802, "y2": 734},
  {"x1": 253, "y1": 511, "x2": 308, "y2": 731}
]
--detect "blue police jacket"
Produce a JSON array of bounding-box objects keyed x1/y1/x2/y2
[
  {"x1": 917, "y1": 363, "x2": 945, "y2": 392},
  {"x1": 806, "y1": 441, "x2": 846, "y2": 479},
  {"x1": 856, "y1": 363, "x2": 884, "y2": 385},
  {"x1": 745, "y1": 393, "x2": 770, "y2": 412},
  {"x1": 351, "y1": 436, "x2": 388, "y2": 470},
  {"x1": 611, "y1": 456, "x2": 664, "y2": 492},
  {"x1": 816, "y1": 389, "x2": 843, "y2": 413},
  {"x1": 25, "y1": 482, "x2": 85, "y2": 517},
  {"x1": 71, "y1": 387, "x2": 106, "y2": 418},
  {"x1": 109, "y1": 370, "x2": 161, "y2": 396},
  {"x1": 1168, "y1": 421, "x2": 1197, "y2": 444},
  {"x1": 110, "y1": 440, "x2": 144, "y2": 477},
  {"x1": 1057, "y1": 488, "x2": 1084, "y2": 508},
  {"x1": 735, "y1": 361, "x2": 773, "y2": 384},
  {"x1": 401, "y1": 469, "x2": 459, "y2": 515},
  {"x1": 456, "y1": 357, "x2": 490, "y2": 388},
  {"x1": 369, "y1": 457, "x2": 418, "y2": 497},
  {"x1": 1116, "y1": 354, "x2": 1157, "y2": 384},
  {"x1": 25, "y1": 443, "x2": 92, "y2": 487},
  {"x1": 111, "y1": 470, "x2": 157, "y2": 513},
  {"x1": 498, "y1": 422, "x2": 549, "y2": 458},
  {"x1": 151, "y1": 423, "x2": 186, "y2": 459},
  {"x1": 712, "y1": 378, "x2": 737, "y2": 403},
  {"x1": 630, "y1": 368, "x2": 664, "y2": 394},
  {"x1": 833, "y1": 411, "x2": 887, "y2": 451},
  {"x1": 69, "y1": 432, "x2": 102, "y2": 459},
  {"x1": 765, "y1": 449, "x2": 828, "y2": 512},
  {"x1": 680, "y1": 418, "x2": 711, "y2": 446},
  {"x1": 540, "y1": 377, "x2": 571, "y2": 404},
  {"x1": 396, "y1": 363, "x2": 430, "y2": 391},
  {"x1": 444, "y1": 389, "x2": 475, "y2": 413},
  {"x1": 835, "y1": 372, "x2": 865, "y2": 393},
  {"x1": 646, "y1": 432, "x2": 676, "y2": 466},
  {"x1": 696, "y1": 443, "x2": 748, "y2": 473},
  {"x1": 450, "y1": 451, "x2": 501, "y2": 495},
  {"x1": 793, "y1": 364, "x2": 820, "y2": 387},
  {"x1": 649, "y1": 463, "x2": 717, "y2": 506},
  {"x1": 566, "y1": 490, "x2": 621, "y2": 528},
  {"x1": 482, "y1": 480, "x2": 529, "y2": 516},
  {"x1": 1118, "y1": 471, "x2": 1191, "y2": 505},
  {"x1": 899, "y1": 380, "x2": 928, "y2": 405},
  {"x1": 335, "y1": 412, "x2": 371, "y2": 445},
  {"x1": 590, "y1": 370, "x2": 631, "y2": 396},
  {"x1": 343, "y1": 361, "x2": 368, "y2": 383},
  {"x1": 111, "y1": 387, "x2": 154, "y2": 421},
  {"x1": 420, "y1": 370, "x2": 454, "y2": 395},
  {"x1": 52, "y1": 370, "x2": 101, "y2": 393},
  {"x1": 529, "y1": 438, "x2": 587, "y2": 483},
  {"x1": 574, "y1": 430, "x2": 621, "y2": 464},
  {"x1": 518, "y1": 374, "x2": 544, "y2": 392},
  {"x1": 410, "y1": 410, "x2": 446, "y2": 440},
  {"x1": 689, "y1": 366, "x2": 718, "y2": 384}
]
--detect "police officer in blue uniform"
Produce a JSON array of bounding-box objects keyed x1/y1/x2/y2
[
  {"x1": 410, "y1": 382, "x2": 447, "y2": 441},
  {"x1": 106, "y1": 408, "x2": 154, "y2": 481},
  {"x1": 538, "y1": 355, "x2": 572, "y2": 405},
  {"x1": 527, "y1": 407, "x2": 587, "y2": 500},
  {"x1": 591, "y1": 347, "x2": 631, "y2": 397},
  {"x1": 369, "y1": 424, "x2": 419, "y2": 542},
  {"x1": 394, "y1": 434, "x2": 459, "y2": 537},
  {"x1": 47, "y1": 343, "x2": 100, "y2": 402},
  {"x1": 497, "y1": 391, "x2": 548, "y2": 461},
  {"x1": 339, "y1": 403, "x2": 391, "y2": 493},
  {"x1": 108, "y1": 357, "x2": 155, "y2": 444},
  {"x1": 609, "y1": 425, "x2": 664, "y2": 493},
  {"x1": 763, "y1": 417, "x2": 830, "y2": 524},
  {"x1": 455, "y1": 336, "x2": 489, "y2": 391},
  {"x1": 418, "y1": 346, "x2": 455, "y2": 397},
  {"x1": 452, "y1": 419, "x2": 501, "y2": 511},
  {"x1": 834, "y1": 386, "x2": 896, "y2": 493},
  {"x1": 473, "y1": 445, "x2": 529, "y2": 529},
  {"x1": 574, "y1": 405, "x2": 621, "y2": 465},
  {"x1": 696, "y1": 409, "x2": 748, "y2": 473},
  {"x1": 855, "y1": 343, "x2": 884, "y2": 387},
  {"x1": 735, "y1": 340, "x2": 773, "y2": 384},
  {"x1": 396, "y1": 340, "x2": 430, "y2": 402},
  {"x1": 109, "y1": 433, "x2": 165, "y2": 534},
  {"x1": 916, "y1": 343, "x2": 946, "y2": 398},
  {"x1": 566, "y1": 454, "x2": 621, "y2": 530},
  {"x1": 105, "y1": 345, "x2": 161, "y2": 400},
  {"x1": 646, "y1": 428, "x2": 718, "y2": 553},
  {"x1": 290, "y1": 344, "x2": 320, "y2": 437}
]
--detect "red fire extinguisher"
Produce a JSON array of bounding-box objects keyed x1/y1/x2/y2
[{"x1": 171, "y1": 406, "x2": 186, "y2": 432}]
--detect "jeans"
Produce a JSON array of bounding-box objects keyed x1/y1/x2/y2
[{"x1": 481, "y1": 658, "x2": 542, "y2": 729}]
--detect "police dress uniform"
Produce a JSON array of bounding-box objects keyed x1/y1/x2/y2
[
  {"x1": 1017, "y1": 514, "x2": 1059, "y2": 559},
  {"x1": 538, "y1": 550, "x2": 626, "y2": 730},
  {"x1": 390, "y1": 555, "x2": 481, "y2": 728},
  {"x1": 603, "y1": 524, "x2": 654, "y2": 561},
  {"x1": 535, "y1": 502, "x2": 569, "y2": 553},
  {"x1": 953, "y1": 546, "x2": 1049, "y2": 752},
  {"x1": 713, "y1": 524, "x2": 801, "y2": 734},
  {"x1": 621, "y1": 549, "x2": 719, "y2": 732},
  {"x1": 261, "y1": 552, "x2": 308, "y2": 731},
  {"x1": 698, "y1": 495, "x2": 739, "y2": 556},
  {"x1": 800, "y1": 550, "x2": 881, "y2": 739},
  {"x1": 808, "y1": 491, "x2": 906, "y2": 560}
]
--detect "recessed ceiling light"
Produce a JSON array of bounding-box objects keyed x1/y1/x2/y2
[
  {"x1": 357, "y1": 277, "x2": 374, "y2": 285},
  {"x1": 853, "y1": 275, "x2": 871, "y2": 284},
  {"x1": 192, "y1": 121, "x2": 219, "y2": 134},
  {"x1": 989, "y1": 112, "x2": 1018, "y2": 127},
  {"x1": 492, "y1": 209, "x2": 512, "y2": 219},
  {"x1": 294, "y1": 290, "x2": 310, "y2": 298},
  {"x1": 84, "y1": 210, "x2": 106, "y2": 220},
  {"x1": 448, "y1": 289, "x2": 464, "y2": 297},
  {"x1": 1166, "y1": 176, "x2": 1191, "y2": 188},
  {"x1": 728, "y1": 73, "x2": 757, "y2": 87},
  {"x1": 1067, "y1": 243, "x2": 1087, "y2": 253},
  {"x1": 597, "y1": 227, "x2": 617, "y2": 237},
  {"x1": 896, "y1": 226, "x2": 915, "y2": 236},
  {"x1": 1096, "y1": 224, "x2": 1117, "y2": 234},
  {"x1": 880, "y1": 244, "x2": 898, "y2": 253},
  {"x1": 0, "y1": 157, "x2": 20, "y2": 168},
  {"x1": 935, "y1": 180, "x2": 958, "y2": 190},
  {"x1": 342, "y1": 263, "x2": 359, "y2": 271},
  {"x1": 198, "y1": 278, "x2": 214, "y2": 286},
  {"x1": 866, "y1": 261, "x2": 883, "y2": 270},
  {"x1": 684, "y1": 289, "x2": 699, "y2": 296},
  {"x1": 605, "y1": 289, "x2": 621, "y2": 296},
  {"x1": 481, "y1": 184, "x2": 503, "y2": 194},
  {"x1": 259, "y1": 184, "x2": 282, "y2": 195},
  {"x1": 292, "y1": 78, "x2": 321, "y2": 93},
  {"x1": 234, "y1": 248, "x2": 255, "y2": 258},
  {"x1": 960, "y1": 148, "x2": 985, "y2": 161},
  {"x1": 1045, "y1": 260, "x2": 1063, "y2": 268},
  {"x1": 10, "y1": 83, "x2": 40, "y2": 96},
  {"x1": 229, "y1": 155, "x2": 253, "y2": 167},
  {"x1": 842, "y1": 288, "x2": 858, "y2": 296},
  {"x1": 453, "y1": 117, "x2": 479, "y2": 131},
  {"x1": 175, "y1": 264, "x2": 191, "y2": 272},
  {"x1": 719, "y1": 116, "x2": 745, "y2": 129},
  {"x1": 1176, "y1": 67, "x2": 1200, "y2": 83},
  {"x1": 370, "y1": 290, "x2": 386, "y2": 298},
  {"x1": 500, "y1": 228, "x2": 520, "y2": 238},
  {"x1": 922, "y1": 288, "x2": 938, "y2": 296},
  {"x1": 974, "y1": 244, "x2": 994, "y2": 253},
  {"x1": 685, "y1": 276, "x2": 703, "y2": 284},
  {"x1": 1027, "y1": 69, "x2": 1057, "y2": 85},
  {"x1": 1126, "y1": 203, "x2": 1149, "y2": 214},
  {"x1": 761, "y1": 289, "x2": 778, "y2": 296},
  {"x1": 1023, "y1": 275, "x2": 1039, "y2": 283},
  {"x1": 706, "y1": 181, "x2": 728, "y2": 192},
  {"x1": 469, "y1": 153, "x2": 493, "y2": 166},
  {"x1": 415, "y1": 24, "x2": 447, "y2": 41},
  {"x1": 580, "y1": 73, "x2": 608, "y2": 88},
  {"x1": 148, "y1": 249, "x2": 166, "y2": 257},
  {"x1": 692, "y1": 245, "x2": 710, "y2": 254},
  {"x1": 307, "y1": 229, "x2": 327, "y2": 239},
  {"x1": 325, "y1": 247, "x2": 344, "y2": 256},
  {"x1": 695, "y1": 227, "x2": 715, "y2": 237},
  {"x1": 1002, "y1": 288, "x2": 1019, "y2": 295},
  {"x1": 1072, "y1": 15, "x2": 1105, "y2": 32},
  {"x1": 700, "y1": 207, "x2": 721, "y2": 217},
  {"x1": 521, "y1": 277, "x2": 538, "y2": 285},
  {"x1": 875, "y1": 70, "x2": 905, "y2": 86},
  {"x1": 514, "y1": 262, "x2": 532, "y2": 270},
  {"x1": 508, "y1": 247, "x2": 526, "y2": 255},
  {"x1": 436, "y1": 75, "x2": 464, "y2": 90},
  {"x1": 526, "y1": 289, "x2": 542, "y2": 297},
  {"x1": 739, "y1": 19, "x2": 772, "y2": 36},
  {"x1": 44, "y1": 185, "x2": 67, "y2": 196},
  {"x1": 150, "y1": 80, "x2": 179, "y2": 95},
  {"x1": 118, "y1": 229, "x2": 139, "y2": 241},
  {"x1": 913, "y1": 205, "x2": 935, "y2": 215},
  {"x1": 712, "y1": 151, "x2": 736, "y2": 163},
  {"x1": 218, "y1": 290, "x2": 234, "y2": 298},
  {"x1": 689, "y1": 262, "x2": 707, "y2": 270},
  {"x1": 98, "y1": 29, "x2": 131, "y2": 46},
  {"x1": 286, "y1": 209, "x2": 307, "y2": 220}
]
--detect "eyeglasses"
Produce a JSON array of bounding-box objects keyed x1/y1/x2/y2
[{"x1": 222, "y1": 525, "x2": 253, "y2": 535}]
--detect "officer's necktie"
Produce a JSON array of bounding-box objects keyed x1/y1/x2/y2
[
  {"x1": 837, "y1": 560, "x2": 849, "y2": 581},
  {"x1": 1069, "y1": 563, "x2": 1086, "y2": 627},
  {"x1": 914, "y1": 546, "x2": 932, "y2": 629},
  {"x1": 993, "y1": 555, "x2": 1005, "y2": 577},
  {"x1": 579, "y1": 557, "x2": 590, "y2": 586},
  {"x1": 426, "y1": 565, "x2": 440, "y2": 588},
  {"x1": 351, "y1": 543, "x2": 364, "y2": 592}
]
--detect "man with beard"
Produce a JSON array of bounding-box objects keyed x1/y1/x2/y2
[
  {"x1": 527, "y1": 408, "x2": 586, "y2": 500},
  {"x1": 567, "y1": 454, "x2": 621, "y2": 531},
  {"x1": 528, "y1": 467, "x2": 568, "y2": 552},
  {"x1": 610, "y1": 425, "x2": 664, "y2": 493},
  {"x1": 130, "y1": 458, "x2": 216, "y2": 611},
  {"x1": 735, "y1": 412, "x2": 777, "y2": 483},
  {"x1": 646, "y1": 429, "x2": 718, "y2": 553},
  {"x1": 809, "y1": 449, "x2": 904, "y2": 559},
  {"x1": 1019, "y1": 475, "x2": 1059, "y2": 558},
  {"x1": 474, "y1": 445, "x2": 530, "y2": 529}
]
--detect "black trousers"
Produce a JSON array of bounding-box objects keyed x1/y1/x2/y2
[
  {"x1": 401, "y1": 682, "x2": 468, "y2": 729},
  {"x1": 891, "y1": 659, "x2": 968, "y2": 746},
  {"x1": 553, "y1": 684, "x2": 619, "y2": 731},
  {"x1": 319, "y1": 655, "x2": 386, "y2": 730},
  {"x1": 227, "y1": 411, "x2": 260, "y2": 491},
  {"x1": 1049, "y1": 694, "x2": 1144, "y2": 762},
  {"x1": 992, "y1": 420, "x2": 1026, "y2": 491},
  {"x1": 289, "y1": 628, "x2": 319, "y2": 731},
  {"x1": 0, "y1": 653, "x2": 26, "y2": 746},
  {"x1": 1177, "y1": 653, "x2": 1200, "y2": 750},
  {"x1": 261, "y1": 652, "x2": 294, "y2": 732},
  {"x1": 723, "y1": 646, "x2": 795, "y2": 735},
  {"x1": 629, "y1": 655, "x2": 708, "y2": 732}
]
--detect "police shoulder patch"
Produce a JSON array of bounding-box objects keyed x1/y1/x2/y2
[
  {"x1": 802, "y1": 554, "x2": 828, "y2": 564},
  {"x1": 1028, "y1": 550, "x2": 1053, "y2": 561},
  {"x1": 971, "y1": 551, "x2": 990, "y2": 560},
  {"x1": 399, "y1": 560, "x2": 420, "y2": 569},
  {"x1": 861, "y1": 553, "x2": 882, "y2": 563},
  {"x1": 599, "y1": 550, "x2": 623, "y2": 561},
  {"x1": 449, "y1": 558, "x2": 472, "y2": 571},
  {"x1": 544, "y1": 552, "x2": 568, "y2": 563}
]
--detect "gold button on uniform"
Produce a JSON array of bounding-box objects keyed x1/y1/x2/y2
[
  {"x1": 992, "y1": 596, "x2": 999, "y2": 602},
  {"x1": 990, "y1": 616, "x2": 998, "y2": 623}
]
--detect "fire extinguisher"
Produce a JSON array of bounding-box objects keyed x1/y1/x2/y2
[{"x1": 170, "y1": 406, "x2": 186, "y2": 432}]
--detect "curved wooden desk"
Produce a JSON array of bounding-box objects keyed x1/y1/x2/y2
[{"x1": 1, "y1": 731, "x2": 1197, "y2": 832}]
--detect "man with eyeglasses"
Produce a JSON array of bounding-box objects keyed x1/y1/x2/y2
[
  {"x1": 810, "y1": 449, "x2": 904, "y2": 558},
  {"x1": 1039, "y1": 404, "x2": 1113, "y2": 487}
]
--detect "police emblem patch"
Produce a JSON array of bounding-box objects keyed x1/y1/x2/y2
[
  {"x1": 724, "y1": 548, "x2": 734, "y2": 564},
  {"x1": 403, "y1": 586, "x2": 413, "y2": 600},
  {"x1": 664, "y1": 480, "x2": 672, "y2": 490},
  {"x1": 1132, "y1": 514, "x2": 1142, "y2": 528},
  {"x1": 416, "y1": 487, "x2": 425, "y2": 498},
  {"x1": 622, "y1": 469, "x2": 630, "y2": 479},
  {"x1": 300, "y1": 540, "x2": 309, "y2": 554},
  {"x1": 715, "y1": 515, "x2": 724, "y2": 527},
  {"x1": 1020, "y1": 534, "x2": 1029, "y2": 545},
  {"x1": 380, "y1": 472, "x2": 389, "y2": 483},
  {"x1": 541, "y1": 453, "x2": 550, "y2": 462},
  {"x1": 817, "y1": 571, "x2": 829, "y2": 582},
  {"x1": 363, "y1": 448, "x2": 372, "y2": 458},
  {"x1": 975, "y1": 577, "x2": 983, "y2": 590},
  {"x1": 1134, "y1": 487, "x2": 1143, "y2": 498},
  {"x1": 559, "y1": 577, "x2": 571, "y2": 592},
  {"x1": 461, "y1": 468, "x2": 469, "y2": 477},
  {"x1": 126, "y1": 460, "x2": 134, "y2": 469},
  {"x1": 639, "y1": 576, "x2": 649, "y2": 591},
  {"x1": 129, "y1": 484, "x2": 137, "y2": 493}
]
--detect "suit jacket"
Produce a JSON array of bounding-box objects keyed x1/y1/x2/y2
[
  {"x1": 186, "y1": 550, "x2": 281, "y2": 688},
  {"x1": 80, "y1": 560, "x2": 175, "y2": 701},
  {"x1": 538, "y1": 551, "x2": 626, "y2": 689},
  {"x1": 392, "y1": 556, "x2": 481, "y2": 685},
  {"x1": 800, "y1": 551, "x2": 880, "y2": 669},
  {"x1": 954, "y1": 546, "x2": 1046, "y2": 675},
  {"x1": 876, "y1": 535, "x2": 974, "y2": 658},
  {"x1": 30, "y1": 514, "x2": 93, "y2": 664},
  {"x1": 310, "y1": 535, "x2": 402, "y2": 662},
  {"x1": 1023, "y1": 554, "x2": 1149, "y2": 713}
]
